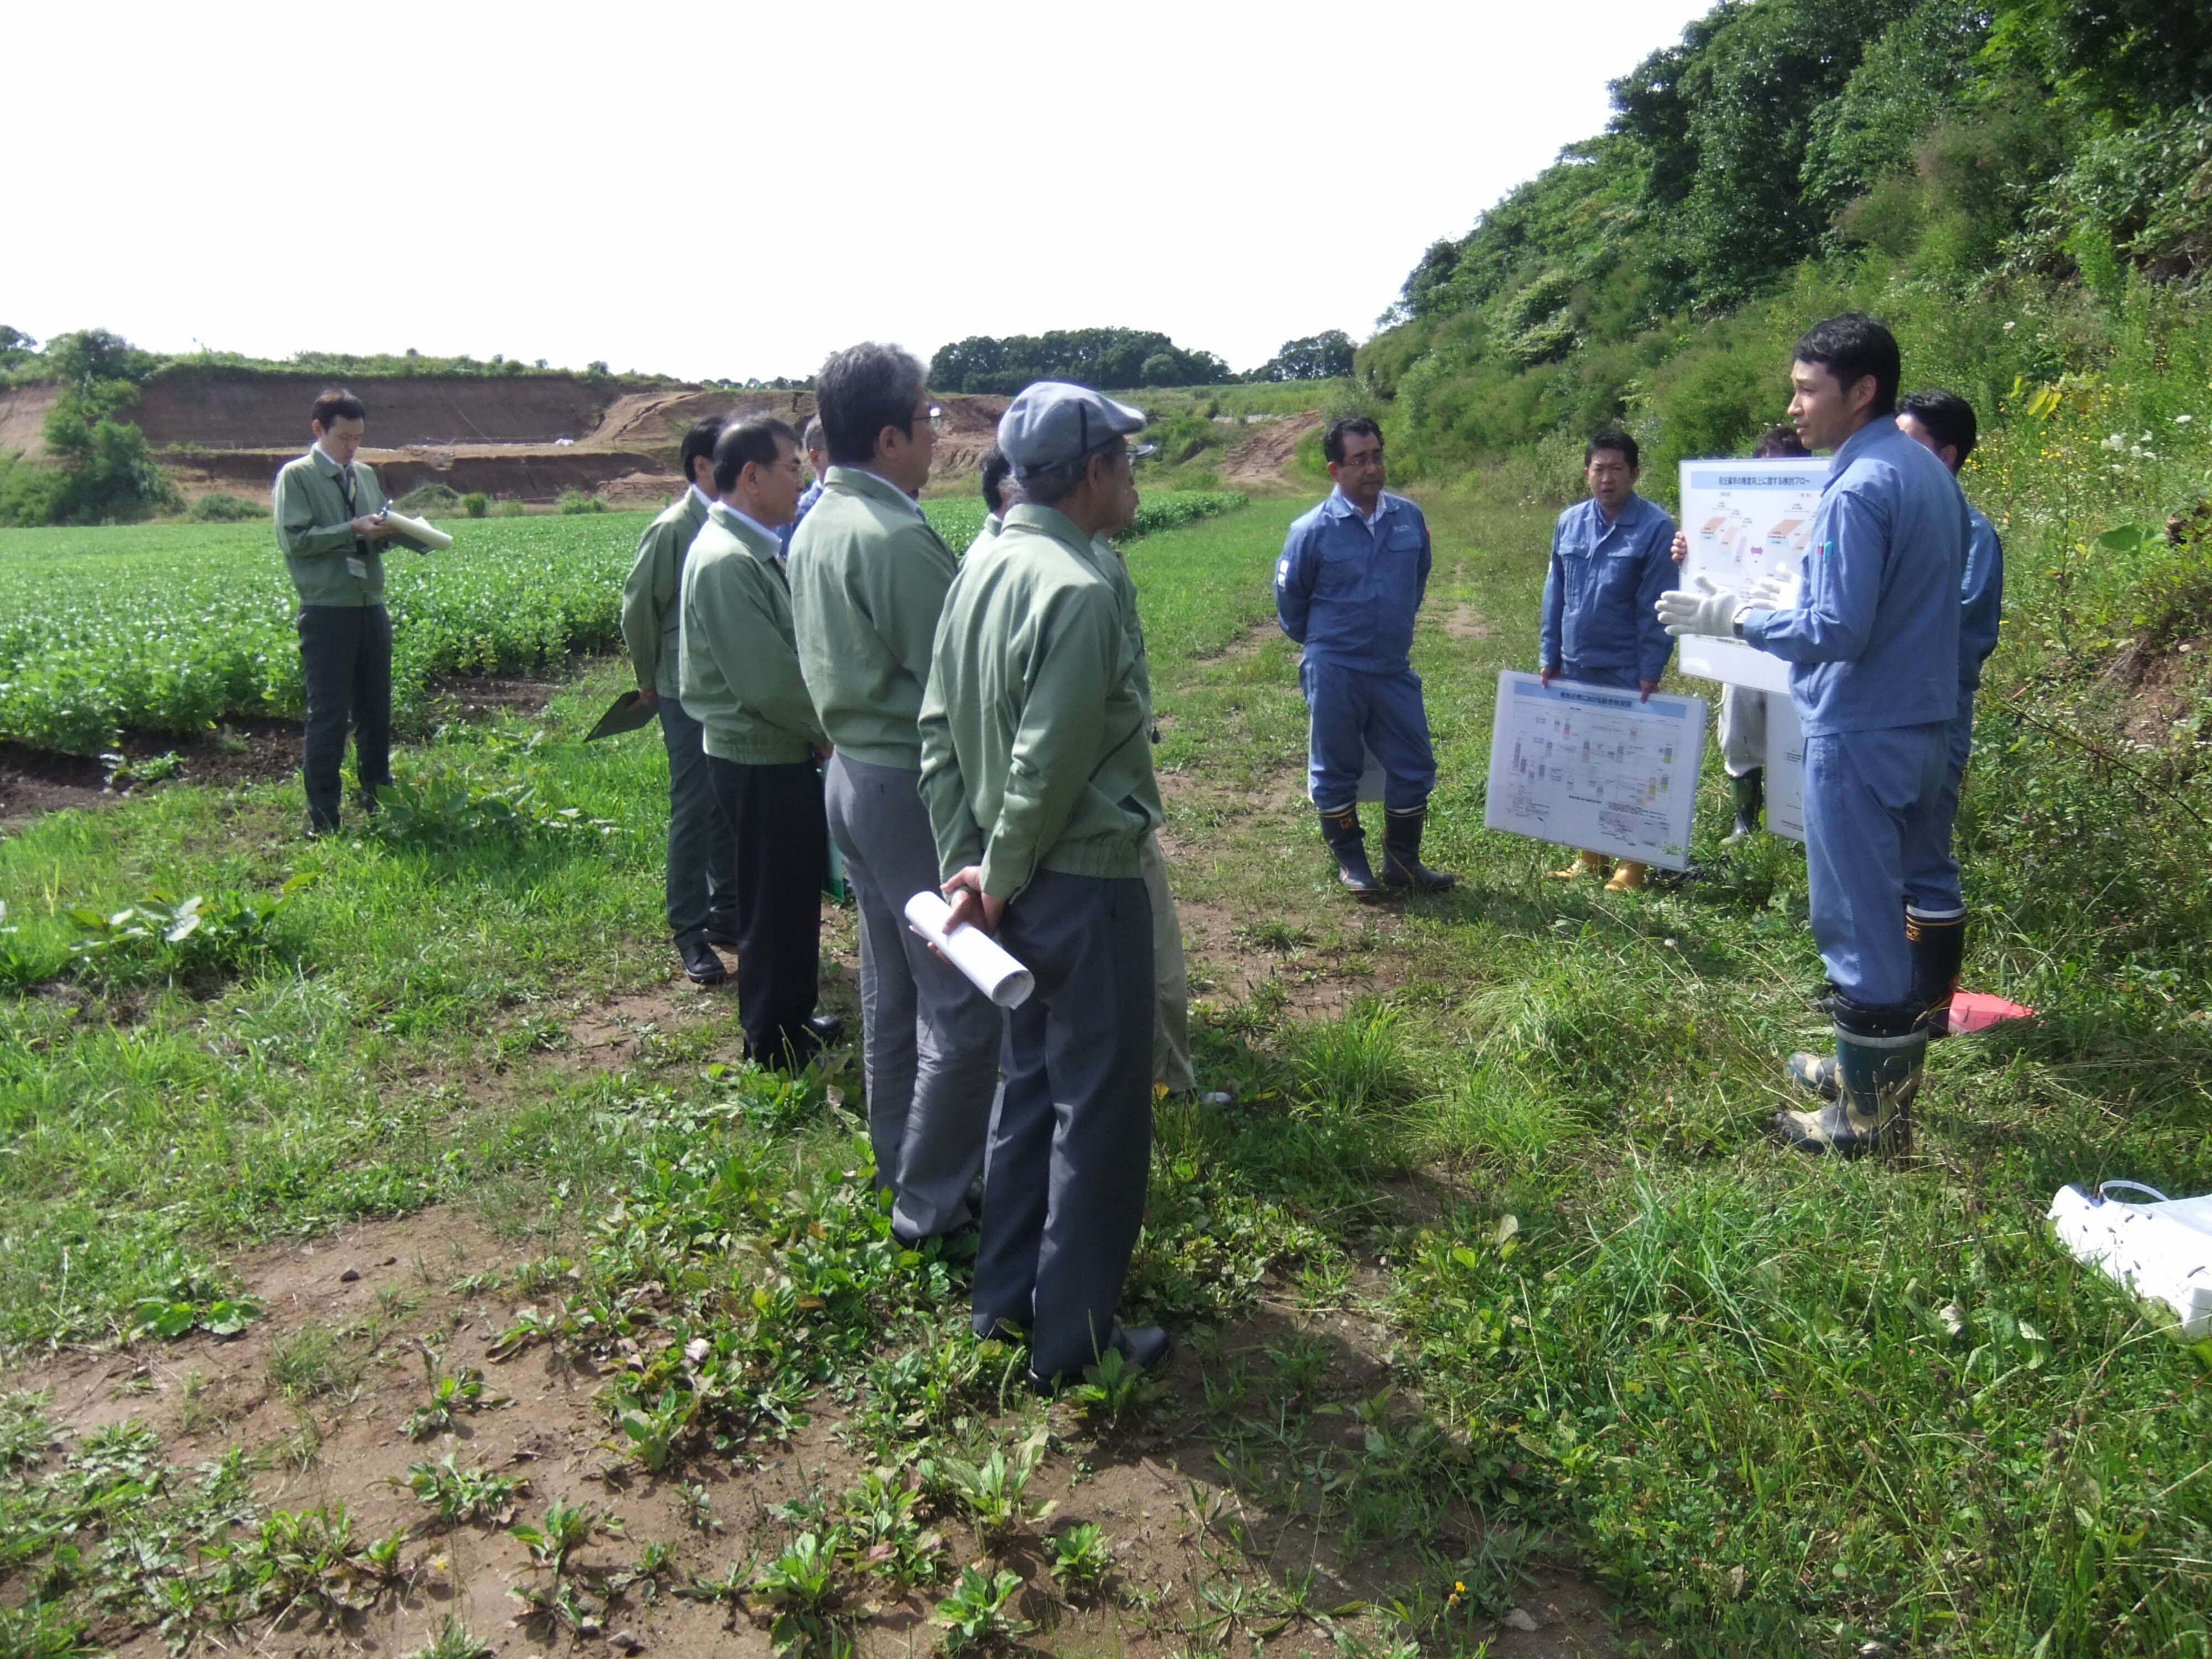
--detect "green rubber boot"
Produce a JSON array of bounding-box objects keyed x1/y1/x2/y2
[
  {"x1": 1723, "y1": 768, "x2": 1764, "y2": 842},
  {"x1": 1777, "y1": 1003, "x2": 1923, "y2": 1159},
  {"x1": 1906, "y1": 908, "x2": 1966, "y2": 1037},
  {"x1": 1318, "y1": 806, "x2": 1384, "y2": 896}
]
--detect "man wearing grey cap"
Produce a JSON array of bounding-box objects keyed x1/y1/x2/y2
[
  {"x1": 788, "y1": 343, "x2": 1001, "y2": 1244},
  {"x1": 920, "y1": 381, "x2": 1170, "y2": 1389}
]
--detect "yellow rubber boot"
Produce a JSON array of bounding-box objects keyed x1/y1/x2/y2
[
  {"x1": 1604, "y1": 860, "x2": 1648, "y2": 892},
  {"x1": 1550, "y1": 849, "x2": 1609, "y2": 881}
]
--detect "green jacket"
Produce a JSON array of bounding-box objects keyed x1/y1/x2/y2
[
  {"x1": 973, "y1": 511, "x2": 1151, "y2": 717},
  {"x1": 788, "y1": 466, "x2": 958, "y2": 770},
  {"x1": 620, "y1": 488, "x2": 711, "y2": 697},
  {"x1": 680, "y1": 503, "x2": 827, "y2": 765},
  {"x1": 273, "y1": 447, "x2": 390, "y2": 606},
  {"x1": 919, "y1": 503, "x2": 1162, "y2": 899}
]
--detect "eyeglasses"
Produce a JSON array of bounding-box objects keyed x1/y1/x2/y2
[{"x1": 911, "y1": 405, "x2": 945, "y2": 435}]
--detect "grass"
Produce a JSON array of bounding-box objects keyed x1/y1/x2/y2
[{"x1": 1, "y1": 478, "x2": 2208, "y2": 1655}]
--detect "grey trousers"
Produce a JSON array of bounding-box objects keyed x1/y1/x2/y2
[
  {"x1": 824, "y1": 753, "x2": 1003, "y2": 1239},
  {"x1": 658, "y1": 697, "x2": 739, "y2": 950},
  {"x1": 972, "y1": 868, "x2": 1154, "y2": 1383},
  {"x1": 1139, "y1": 832, "x2": 1194, "y2": 1092}
]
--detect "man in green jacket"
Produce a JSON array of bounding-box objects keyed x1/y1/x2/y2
[
  {"x1": 679, "y1": 415, "x2": 843, "y2": 1066},
  {"x1": 272, "y1": 388, "x2": 404, "y2": 836},
  {"x1": 622, "y1": 416, "x2": 741, "y2": 985},
  {"x1": 789, "y1": 343, "x2": 1000, "y2": 1245},
  {"x1": 921, "y1": 382, "x2": 1169, "y2": 1389},
  {"x1": 974, "y1": 444, "x2": 1195, "y2": 1095}
]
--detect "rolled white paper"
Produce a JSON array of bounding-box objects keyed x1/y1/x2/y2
[
  {"x1": 380, "y1": 509, "x2": 454, "y2": 550},
  {"x1": 904, "y1": 890, "x2": 1034, "y2": 1008}
]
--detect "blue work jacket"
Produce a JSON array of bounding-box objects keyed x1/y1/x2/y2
[
  {"x1": 1275, "y1": 489, "x2": 1432, "y2": 673},
  {"x1": 1740, "y1": 418, "x2": 1969, "y2": 735},
  {"x1": 1538, "y1": 492, "x2": 1678, "y2": 686},
  {"x1": 777, "y1": 478, "x2": 826, "y2": 558},
  {"x1": 1960, "y1": 502, "x2": 2004, "y2": 691}
]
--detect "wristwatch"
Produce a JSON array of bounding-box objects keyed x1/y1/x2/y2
[{"x1": 1731, "y1": 615, "x2": 1747, "y2": 639}]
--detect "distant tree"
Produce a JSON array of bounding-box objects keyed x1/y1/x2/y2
[
  {"x1": 0, "y1": 325, "x2": 36, "y2": 371},
  {"x1": 1250, "y1": 331, "x2": 1356, "y2": 382},
  {"x1": 31, "y1": 328, "x2": 175, "y2": 524},
  {"x1": 930, "y1": 328, "x2": 1230, "y2": 394}
]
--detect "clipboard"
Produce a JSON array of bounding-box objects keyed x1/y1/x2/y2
[{"x1": 586, "y1": 690, "x2": 659, "y2": 742}]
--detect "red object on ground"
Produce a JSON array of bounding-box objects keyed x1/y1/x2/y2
[{"x1": 1947, "y1": 989, "x2": 2036, "y2": 1034}]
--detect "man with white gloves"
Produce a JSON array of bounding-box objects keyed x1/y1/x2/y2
[{"x1": 1657, "y1": 314, "x2": 1970, "y2": 1157}]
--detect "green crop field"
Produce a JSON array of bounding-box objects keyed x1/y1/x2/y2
[
  {"x1": 1, "y1": 481, "x2": 2206, "y2": 1658},
  {"x1": 0, "y1": 491, "x2": 1246, "y2": 756}
]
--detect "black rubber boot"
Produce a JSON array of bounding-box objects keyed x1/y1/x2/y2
[
  {"x1": 1906, "y1": 908, "x2": 1967, "y2": 1037},
  {"x1": 1318, "y1": 806, "x2": 1384, "y2": 896},
  {"x1": 1380, "y1": 804, "x2": 1457, "y2": 891},
  {"x1": 1724, "y1": 768, "x2": 1764, "y2": 842},
  {"x1": 1777, "y1": 997, "x2": 1923, "y2": 1159}
]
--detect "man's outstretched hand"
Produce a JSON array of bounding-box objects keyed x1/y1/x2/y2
[
  {"x1": 1656, "y1": 576, "x2": 1745, "y2": 639},
  {"x1": 941, "y1": 867, "x2": 1006, "y2": 937}
]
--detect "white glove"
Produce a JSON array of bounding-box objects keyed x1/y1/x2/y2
[
  {"x1": 1655, "y1": 576, "x2": 1745, "y2": 639},
  {"x1": 1747, "y1": 571, "x2": 1798, "y2": 610}
]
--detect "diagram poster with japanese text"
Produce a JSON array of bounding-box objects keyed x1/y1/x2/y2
[
  {"x1": 1675, "y1": 456, "x2": 1829, "y2": 694},
  {"x1": 1485, "y1": 672, "x2": 1707, "y2": 870}
]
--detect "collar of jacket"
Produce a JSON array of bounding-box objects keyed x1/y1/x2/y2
[
  {"x1": 1321, "y1": 488, "x2": 1396, "y2": 524},
  {"x1": 1824, "y1": 416, "x2": 1899, "y2": 489},
  {"x1": 1582, "y1": 491, "x2": 1658, "y2": 533},
  {"x1": 825, "y1": 464, "x2": 923, "y2": 518},
  {"x1": 1003, "y1": 503, "x2": 1112, "y2": 575},
  {"x1": 309, "y1": 445, "x2": 349, "y2": 477},
  {"x1": 707, "y1": 499, "x2": 785, "y2": 562}
]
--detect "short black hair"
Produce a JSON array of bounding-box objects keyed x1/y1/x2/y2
[
  {"x1": 1586, "y1": 426, "x2": 1639, "y2": 469},
  {"x1": 816, "y1": 342, "x2": 926, "y2": 467},
  {"x1": 979, "y1": 445, "x2": 1013, "y2": 517},
  {"x1": 1752, "y1": 424, "x2": 1810, "y2": 459},
  {"x1": 1898, "y1": 389, "x2": 1978, "y2": 468},
  {"x1": 311, "y1": 388, "x2": 367, "y2": 429},
  {"x1": 1793, "y1": 312, "x2": 1900, "y2": 417},
  {"x1": 679, "y1": 415, "x2": 724, "y2": 488},
  {"x1": 1322, "y1": 416, "x2": 1383, "y2": 466},
  {"x1": 712, "y1": 415, "x2": 799, "y2": 496},
  {"x1": 1023, "y1": 436, "x2": 1126, "y2": 509}
]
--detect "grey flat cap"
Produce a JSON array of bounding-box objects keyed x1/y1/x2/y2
[{"x1": 998, "y1": 382, "x2": 1148, "y2": 477}]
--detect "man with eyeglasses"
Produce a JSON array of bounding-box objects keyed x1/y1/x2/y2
[
  {"x1": 1275, "y1": 416, "x2": 1455, "y2": 895},
  {"x1": 920, "y1": 382, "x2": 1169, "y2": 1389},
  {"x1": 788, "y1": 342, "x2": 998, "y2": 1246}
]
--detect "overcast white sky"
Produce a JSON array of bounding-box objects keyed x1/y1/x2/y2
[{"x1": 8, "y1": 0, "x2": 1711, "y2": 382}]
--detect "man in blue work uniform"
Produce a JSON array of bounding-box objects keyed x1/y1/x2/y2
[
  {"x1": 1539, "y1": 426, "x2": 1678, "y2": 890},
  {"x1": 1275, "y1": 416, "x2": 1453, "y2": 894},
  {"x1": 1895, "y1": 389, "x2": 2004, "y2": 1034},
  {"x1": 1660, "y1": 314, "x2": 1970, "y2": 1157},
  {"x1": 778, "y1": 416, "x2": 829, "y2": 558}
]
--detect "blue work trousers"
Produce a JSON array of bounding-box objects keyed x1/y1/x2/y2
[
  {"x1": 657, "y1": 697, "x2": 739, "y2": 949},
  {"x1": 1802, "y1": 721, "x2": 1954, "y2": 1008},
  {"x1": 1903, "y1": 694, "x2": 1976, "y2": 919},
  {"x1": 1300, "y1": 656, "x2": 1436, "y2": 812}
]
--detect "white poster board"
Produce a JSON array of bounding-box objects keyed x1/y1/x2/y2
[
  {"x1": 1485, "y1": 672, "x2": 1707, "y2": 870},
  {"x1": 1676, "y1": 457, "x2": 1829, "y2": 693},
  {"x1": 1765, "y1": 693, "x2": 1807, "y2": 843}
]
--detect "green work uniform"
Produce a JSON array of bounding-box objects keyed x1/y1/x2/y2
[
  {"x1": 273, "y1": 446, "x2": 388, "y2": 606},
  {"x1": 787, "y1": 466, "x2": 959, "y2": 770},
  {"x1": 919, "y1": 502, "x2": 1164, "y2": 901},
  {"x1": 622, "y1": 487, "x2": 711, "y2": 698},
  {"x1": 679, "y1": 503, "x2": 827, "y2": 764}
]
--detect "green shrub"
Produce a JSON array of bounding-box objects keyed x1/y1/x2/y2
[
  {"x1": 461, "y1": 492, "x2": 488, "y2": 518},
  {"x1": 491, "y1": 498, "x2": 528, "y2": 517},
  {"x1": 556, "y1": 489, "x2": 607, "y2": 515},
  {"x1": 187, "y1": 492, "x2": 262, "y2": 523},
  {"x1": 394, "y1": 482, "x2": 463, "y2": 513}
]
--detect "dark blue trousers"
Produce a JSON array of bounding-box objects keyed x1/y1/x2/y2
[{"x1": 1300, "y1": 656, "x2": 1436, "y2": 812}]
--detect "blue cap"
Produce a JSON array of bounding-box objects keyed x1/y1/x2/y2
[{"x1": 997, "y1": 382, "x2": 1148, "y2": 477}]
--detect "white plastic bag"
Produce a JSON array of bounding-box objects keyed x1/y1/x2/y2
[{"x1": 2048, "y1": 1181, "x2": 2212, "y2": 1339}]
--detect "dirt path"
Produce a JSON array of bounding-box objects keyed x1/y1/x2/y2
[{"x1": 1220, "y1": 412, "x2": 1325, "y2": 492}]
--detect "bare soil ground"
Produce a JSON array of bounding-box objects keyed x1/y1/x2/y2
[
  {"x1": 10, "y1": 1204, "x2": 1626, "y2": 1659},
  {"x1": 1220, "y1": 415, "x2": 1325, "y2": 494}
]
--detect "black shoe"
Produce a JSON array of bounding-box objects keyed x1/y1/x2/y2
[
  {"x1": 679, "y1": 940, "x2": 728, "y2": 985},
  {"x1": 1027, "y1": 1322, "x2": 1172, "y2": 1393},
  {"x1": 806, "y1": 1012, "x2": 846, "y2": 1046},
  {"x1": 305, "y1": 813, "x2": 341, "y2": 839}
]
